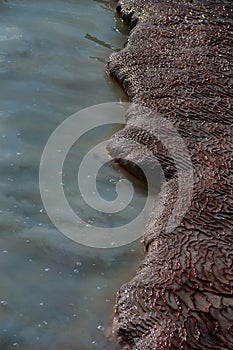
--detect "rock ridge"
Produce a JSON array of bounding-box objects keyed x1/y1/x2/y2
[{"x1": 106, "y1": 0, "x2": 233, "y2": 349}]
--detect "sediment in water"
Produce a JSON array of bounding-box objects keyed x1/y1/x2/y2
[{"x1": 106, "y1": 1, "x2": 233, "y2": 349}]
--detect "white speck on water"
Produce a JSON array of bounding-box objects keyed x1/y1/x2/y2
[
  {"x1": 44, "y1": 267, "x2": 50, "y2": 272},
  {"x1": 2, "y1": 250, "x2": 8, "y2": 254},
  {"x1": 97, "y1": 325, "x2": 105, "y2": 331},
  {"x1": 1, "y1": 300, "x2": 8, "y2": 306},
  {"x1": 109, "y1": 178, "x2": 116, "y2": 184},
  {"x1": 39, "y1": 302, "x2": 44, "y2": 306}
]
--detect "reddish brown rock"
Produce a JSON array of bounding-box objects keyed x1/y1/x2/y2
[{"x1": 107, "y1": 0, "x2": 233, "y2": 349}]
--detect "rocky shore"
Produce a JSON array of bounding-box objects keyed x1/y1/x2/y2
[{"x1": 106, "y1": 0, "x2": 233, "y2": 349}]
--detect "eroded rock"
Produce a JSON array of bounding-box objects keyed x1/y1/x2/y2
[{"x1": 107, "y1": 0, "x2": 233, "y2": 349}]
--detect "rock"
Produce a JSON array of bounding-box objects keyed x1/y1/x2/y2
[{"x1": 106, "y1": 0, "x2": 233, "y2": 349}]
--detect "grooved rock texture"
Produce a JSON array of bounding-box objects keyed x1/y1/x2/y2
[{"x1": 106, "y1": 0, "x2": 233, "y2": 349}]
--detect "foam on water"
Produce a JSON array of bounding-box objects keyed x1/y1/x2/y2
[{"x1": 0, "y1": 1, "x2": 146, "y2": 349}]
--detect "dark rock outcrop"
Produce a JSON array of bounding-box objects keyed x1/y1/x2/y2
[{"x1": 106, "y1": 0, "x2": 233, "y2": 349}]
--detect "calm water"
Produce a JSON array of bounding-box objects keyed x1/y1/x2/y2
[{"x1": 0, "y1": 1, "x2": 145, "y2": 349}]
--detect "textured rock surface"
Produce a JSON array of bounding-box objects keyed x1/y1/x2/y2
[{"x1": 106, "y1": 0, "x2": 233, "y2": 349}]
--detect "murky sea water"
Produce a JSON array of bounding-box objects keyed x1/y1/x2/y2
[{"x1": 0, "y1": 1, "x2": 146, "y2": 349}]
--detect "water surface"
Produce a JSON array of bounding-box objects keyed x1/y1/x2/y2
[{"x1": 0, "y1": 1, "x2": 146, "y2": 349}]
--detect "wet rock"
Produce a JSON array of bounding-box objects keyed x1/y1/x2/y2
[{"x1": 107, "y1": 0, "x2": 233, "y2": 349}]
